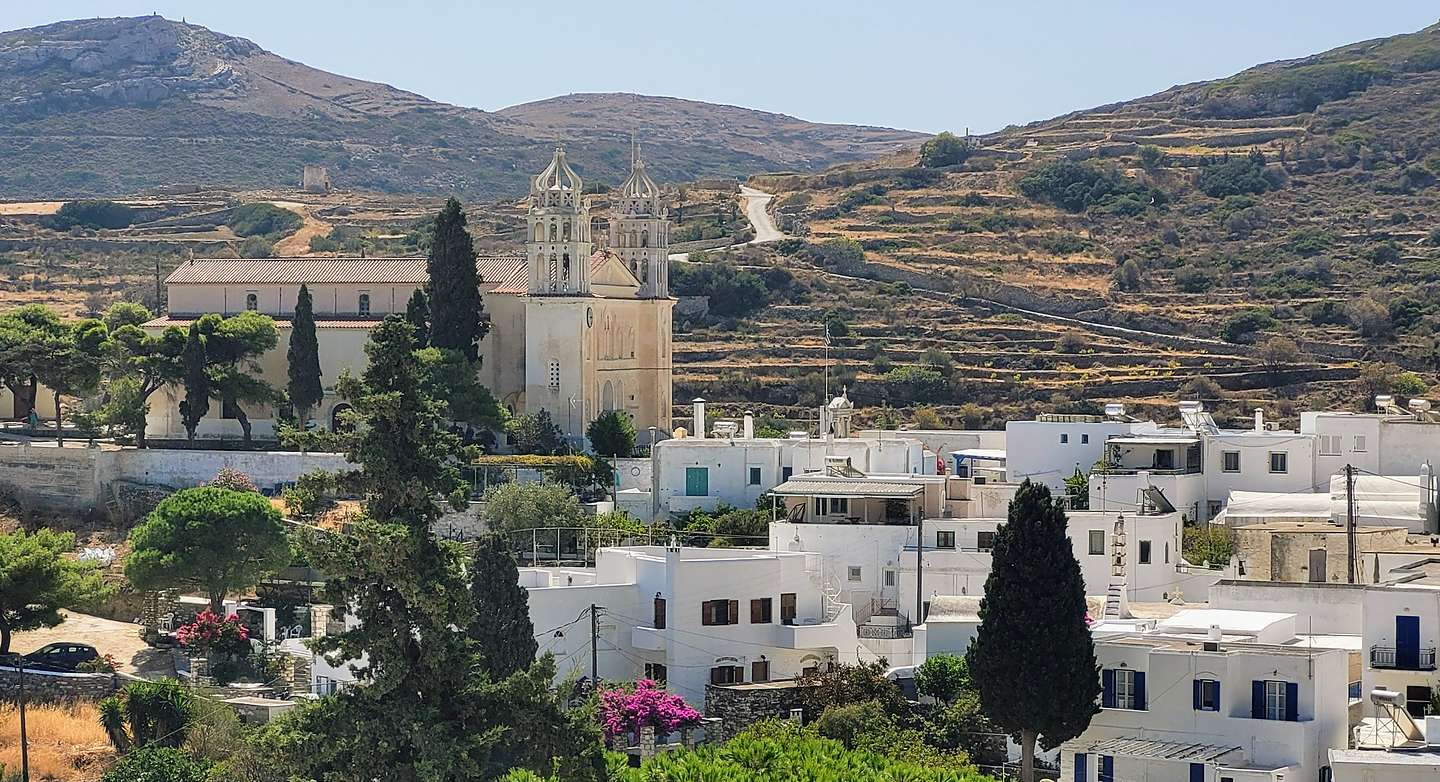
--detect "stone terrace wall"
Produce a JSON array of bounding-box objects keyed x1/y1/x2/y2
[
  {"x1": 0, "y1": 666, "x2": 123, "y2": 704},
  {"x1": 704, "y1": 682, "x2": 814, "y2": 741},
  {"x1": 102, "y1": 449, "x2": 353, "y2": 494},
  {"x1": 0, "y1": 442, "x2": 100, "y2": 512}
]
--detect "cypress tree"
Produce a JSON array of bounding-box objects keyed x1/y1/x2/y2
[
  {"x1": 426, "y1": 198, "x2": 488, "y2": 361},
  {"x1": 967, "y1": 479, "x2": 1099, "y2": 782},
  {"x1": 405, "y1": 288, "x2": 431, "y2": 349},
  {"x1": 468, "y1": 533, "x2": 538, "y2": 680},
  {"x1": 286, "y1": 283, "x2": 323, "y2": 426},
  {"x1": 177, "y1": 323, "x2": 208, "y2": 441}
]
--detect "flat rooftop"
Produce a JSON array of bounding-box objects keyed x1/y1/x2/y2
[{"x1": 1103, "y1": 634, "x2": 1339, "y2": 657}]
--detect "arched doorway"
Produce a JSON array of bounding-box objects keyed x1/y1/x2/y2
[{"x1": 600, "y1": 381, "x2": 615, "y2": 413}]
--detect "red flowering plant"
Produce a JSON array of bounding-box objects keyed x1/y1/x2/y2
[
  {"x1": 597, "y1": 678, "x2": 702, "y2": 742},
  {"x1": 175, "y1": 608, "x2": 251, "y2": 656}
]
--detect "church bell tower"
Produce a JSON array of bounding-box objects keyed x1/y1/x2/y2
[
  {"x1": 527, "y1": 146, "x2": 593, "y2": 295},
  {"x1": 609, "y1": 142, "x2": 670, "y2": 298}
]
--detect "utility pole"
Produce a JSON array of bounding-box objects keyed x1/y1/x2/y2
[
  {"x1": 17, "y1": 655, "x2": 30, "y2": 782},
  {"x1": 1346, "y1": 463, "x2": 1357, "y2": 584},
  {"x1": 590, "y1": 603, "x2": 600, "y2": 686}
]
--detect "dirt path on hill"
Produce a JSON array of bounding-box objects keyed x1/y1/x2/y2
[
  {"x1": 268, "y1": 200, "x2": 330, "y2": 256},
  {"x1": 739, "y1": 185, "x2": 785, "y2": 243}
]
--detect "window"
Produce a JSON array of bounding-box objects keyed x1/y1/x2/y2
[
  {"x1": 1319, "y1": 435, "x2": 1341, "y2": 456},
  {"x1": 1269, "y1": 451, "x2": 1288, "y2": 474},
  {"x1": 1264, "y1": 680, "x2": 1286, "y2": 720},
  {"x1": 1208, "y1": 500, "x2": 1222, "y2": 520},
  {"x1": 1221, "y1": 451, "x2": 1241, "y2": 472},
  {"x1": 781, "y1": 467, "x2": 793, "y2": 481},
  {"x1": 548, "y1": 359, "x2": 561, "y2": 391},
  {"x1": 245, "y1": 292, "x2": 258, "y2": 311},
  {"x1": 1060, "y1": 433, "x2": 1069, "y2": 444},
  {"x1": 813, "y1": 497, "x2": 849, "y2": 516},
  {"x1": 1252, "y1": 680, "x2": 1298, "y2": 721},
  {"x1": 1139, "y1": 540, "x2": 1152, "y2": 565},
  {"x1": 1194, "y1": 679, "x2": 1220, "y2": 711},
  {"x1": 748, "y1": 467, "x2": 762, "y2": 486},
  {"x1": 685, "y1": 467, "x2": 709, "y2": 497},
  {"x1": 751, "y1": 660, "x2": 770, "y2": 683},
  {"x1": 1153, "y1": 449, "x2": 1175, "y2": 470},
  {"x1": 1081, "y1": 433, "x2": 1090, "y2": 444},
  {"x1": 653, "y1": 596, "x2": 666, "y2": 630},
  {"x1": 1088, "y1": 530, "x2": 1105, "y2": 555},
  {"x1": 750, "y1": 598, "x2": 772, "y2": 624},
  {"x1": 883, "y1": 570, "x2": 896, "y2": 587},
  {"x1": 645, "y1": 663, "x2": 668, "y2": 684},
  {"x1": 977, "y1": 531, "x2": 996, "y2": 551},
  {"x1": 780, "y1": 593, "x2": 797, "y2": 625},
  {"x1": 1354, "y1": 435, "x2": 1367, "y2": 453},
  {"x1": 937, "y1": 530, "x2": 956, "y2": 549},
  {"x1": 357, "y1": 293, "x2": 370, "y2": 315},
  {"x1": 847, "y1": 566, "x2": 862, "y2": 582},
  {"x1": 701, "y1": 599, "x2": 738, "y2": 626},
  {"x1": 1115, "y1": 669, "x2": 1138, "y2": 710},
  {"x1": 709, "y1": 665, "x2": 744, "y2": 685}
]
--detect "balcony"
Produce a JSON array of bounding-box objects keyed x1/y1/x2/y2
[{"x1": 1369, "y1": 644, "x2": 1437, "y2": 671}]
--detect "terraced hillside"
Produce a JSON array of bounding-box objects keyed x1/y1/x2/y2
[{"x1": 672, "y1": 22, "x2": 1440, "y2": 429}]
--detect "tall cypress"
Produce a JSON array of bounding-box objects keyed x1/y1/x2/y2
[
  {"x1": 468, "y1": 533, "x2": 538, "y2": 680},
  {"x1": 287, "y1": 283, "x2": 323, "y2": 426},
  {"x1": 177, "y1": 323, "x2": 209, "y2": 441},
  {"x1": 426, "y1": 198, "x2": 488, "y2": 361},
  {"x1": 967, "y1": 479, "x2": 1099, "y2": 782},
  {"x1": 405, "y1": 288, "x2": 431, "y2": 349}
]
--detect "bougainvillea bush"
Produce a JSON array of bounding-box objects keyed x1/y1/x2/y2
[
  {"x1": 597, "y1": 679, "x2": 702, "y2": 740},
  {"x1": 174, "y1": 608, "x2": 250, "y2": 655}
]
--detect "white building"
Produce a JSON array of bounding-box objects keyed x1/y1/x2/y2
[
  {"x1": 1006, "y1": 412, "x2": 1150, "y2": 492},
  {"x1": 1064, "y1": 629, "x2": 1350, "y2": 782},
  {"x1": 520, "y1": 544, "x2": 859, "y2": 706},
  {"x1": 1303, "y1": 398, "x2": 1440, "y2": 481},
  {"x1": 1360, "y1": 569, "x2": 1440, "y2": 720},
  {"x1": 648, "y1": 397, "x2": 930, "y2": 519}
]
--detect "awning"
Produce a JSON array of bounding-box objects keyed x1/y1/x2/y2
[
  {"x1": 951, "y1": 449, "x2": 1006, "y2": 461},
  {"x1": 1085, "y1": 737, "x2": 1242, "y2": 763},
  {"x1": 770, "y1": 479, "x2": 924, "y2": 498},
  {"x1": 1105, "y1": 436, "x2": 1200, "y2": 446}
]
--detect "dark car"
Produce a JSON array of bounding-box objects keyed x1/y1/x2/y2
[{"x1": 21, "y1": 643, "x2": 99, "y2": 672}]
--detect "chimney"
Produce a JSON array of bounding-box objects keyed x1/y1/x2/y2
[
  {"x1": 1254, "y1": 408, "x2": 1264, "y2": 433},
  {"x1": 693, "y1": 398, "x2": 706, "y2": 439},
  {"x1": 743, "y1": 411, "x2": 754, "y2": 440}
]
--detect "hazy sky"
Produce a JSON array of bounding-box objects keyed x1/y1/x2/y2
[{"x1": 5, "y1": 2, "x2": 1438, "y2": 133}]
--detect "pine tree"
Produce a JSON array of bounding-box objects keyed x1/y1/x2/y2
[
  {"x1": 469, "y1": 533, "x2": 538, "y2": 680},
  {"x1": 405, "y1": 287, "x2": 431, "y2": 349},
  {"x1": 967, "y1": 479, "x2": 1099, "y2": 782},
  {"x1": 177, "y1": 323, "x2": 208, "y2": 441},
  {"x1": 426, "y1": 198, "x2": 488, "y2": 361},
  {"x1": 286, "y1": 283, "x2": 323, "y2": 426}
]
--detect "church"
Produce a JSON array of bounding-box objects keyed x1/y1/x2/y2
[{"x1": 143, "y1": 146, "x2": 675, "y2": 445}]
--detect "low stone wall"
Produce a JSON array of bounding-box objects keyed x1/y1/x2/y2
[
  {"x1": 0, "y1": 441, "x2": 101, "y2": 512},
  {"x1": 0, "y1": 666, "x2": 122, "y2": 704},
  {"x1": 704, "y1": 681, "x2": 814, "y2": 741}
]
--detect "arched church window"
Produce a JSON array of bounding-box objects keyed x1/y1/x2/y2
[
  {"x1": 563, "y1": 221, "x2": 572, "y2": 241},
  {"x1": 549, "y1": 222, "x2": 558, "y2": 241},
  {"x1": 562, "y1": 253, "x2": 571, "y2": 283},
  {"x1": 245, "y1": 292, "x2": 258, "y2": 311},
  {"x1": 641, "y1": 230, "x2": 649, "y2": 248},
  {"x1": 642, "y1": 260, "x2": 649, "y2": 283},
  {"x1": 535, "y1": 222, "x2": 543, "y2": 241},
  {"x1": 358, "y1": 293, "x2": 371, "y2": 316}
]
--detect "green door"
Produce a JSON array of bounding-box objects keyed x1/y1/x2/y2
[{"x1": 685, "y1": 467, "x2": 709, "y2": 497}]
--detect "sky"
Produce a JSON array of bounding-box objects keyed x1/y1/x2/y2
[{"x1": 4, "y1": 1, "x2": 1439, "y2": 134}]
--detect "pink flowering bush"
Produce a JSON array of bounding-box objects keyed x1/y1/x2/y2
[
  {"x1": 597, "y1": 679, "x2": 702, "y2": 740},
  {"x1": 175, "y1": 608, "x2": 251, "y2": 655}
]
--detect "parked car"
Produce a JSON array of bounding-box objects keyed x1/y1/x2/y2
[{"x1": 22, "y1": 643, "x2": 99, "y2": 672}]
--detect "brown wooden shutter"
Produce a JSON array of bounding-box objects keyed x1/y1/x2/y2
[{"x1": 728, "y1": 600, "x2": 739, "y2": 625}]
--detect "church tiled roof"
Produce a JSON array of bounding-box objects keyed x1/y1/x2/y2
[{"x1": 165, "y1": 257, "x2": 427, "y2": 285}]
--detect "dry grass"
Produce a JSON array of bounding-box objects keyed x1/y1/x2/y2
[{"x1": 0, "y1": 703, "x2": 114, "y2": 782}]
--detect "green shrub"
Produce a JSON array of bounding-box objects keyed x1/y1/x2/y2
[
  {"x1": 1017, "y1": 158, "x2": 1165, "y2": 213},
  {"x1": 227, "y1": 203, "x2": 303, "y2": 238},
  {"x1": 1287, "y1": 228, "x2": 1335, "y2": 257},
  {"x1": 1138, "y1": 145, "x2": 1165, "y2": 169},
  {"x1": 671, "y1": 263, "x2": 770, "y2": 318},
  {"x1": 239, "y1": 236, "x2": 274, "y2": 258},
  {"x1": 1222, "y1": 308, "x2": 1276, "y2": 343},
  {"x1": 918, "y1": 131, "x2": 975, "y2": 168},
  {"x1": 49, "y1": 199, "x2": 135, "y2": 230},
  {"x1": 1195, "y1": 150, "x2": 1279, "y2": 198},
  {"x1": 1174, "y1": 266, "x2": 1215, "y2": 293},
  {"x1": 101, "y1": 747, "x2": 209, "y2": 782}
]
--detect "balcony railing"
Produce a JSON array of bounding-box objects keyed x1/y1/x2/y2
[
  {"x1": 1369, "y1": 644, "x2": 1438, "y2": 671},
  {"x1": 858, "y1": 622, "x2": 914, "y2": 640},
  {"x1": 1094, "y1": 466, "x2": 1202, "y2": 476}
]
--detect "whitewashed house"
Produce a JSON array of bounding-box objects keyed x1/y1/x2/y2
[
  {"x1": 1360, "y1": 571, "x2": 1440, "y2": 720},
  {"x1": 1004, "y1": 411, "x2": 1149, "y2": 493},
  {"x1": 520, "y1": 543, "x2": 858, "y2": 706}
]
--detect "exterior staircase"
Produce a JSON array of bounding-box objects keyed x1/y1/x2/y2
[{"x1": 1103, "y1": 514, "x2": 1130, "y2": 619}]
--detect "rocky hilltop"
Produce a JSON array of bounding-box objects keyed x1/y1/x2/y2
[{"x1": 0, "y1": 16, "x2": 924, "y2": 198}]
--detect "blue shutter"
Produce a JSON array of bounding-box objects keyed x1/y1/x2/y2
[
  {"x1": 1190, "y1": 762, "x2": 1205, "y2": 782},
  {"x1": 1193, "y1": 679, "x2": 1202, "y2": 710},
  {"x1": 1099, "y1": 754, "x2": 1114, "y2": 782},
  {"x1": 1074, "y1": 753, "x2": 1087, "y2": 782},
  {"x1": 1285, "y1": 682, "x2": 1299, "y2": 721},
  {"x1": 1215, "y1": 680, "x2": 1221, "y2": 711},
  {"x1": 1102, "y1": 669, "x2": 1115, "y2": 708},
  {"x1": 1134, "y1": 671, "x2": 1147, "y2": 710},
  {"x1": 1251, "y1": 680, "x2": 1265, "y2": 719}
]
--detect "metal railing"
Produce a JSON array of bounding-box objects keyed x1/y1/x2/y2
[
  {"x1": 858, "y1": 622, "x2": 913, "y2": 640},
  {"x1": 1369, "y1": 644, "x2": 1437, "y2": 670}
]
